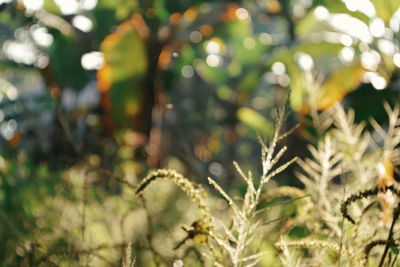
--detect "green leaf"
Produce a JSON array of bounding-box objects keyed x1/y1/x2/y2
[
  {"x1": 97, "y1": 0, "x2": 138, "y2": 20},
  {"x1": 288, "y1": 225, "x2": 310, "y2": 238},
  {"x1": 237, "y1": 108, "x2": 274, "y2": 138},
  {"x1": 271, "y1": 42, "x2": 344, "y2": 112},
  {"x1": 48, "y1": 30, "x2": 88, "y2": 89},
  {"x1": 371, "y1": 0, "x2": 400, "y2": 23},
  {"x1": 98, "y1": 14, "x2": 148, "y2": 129},
  {"x1": 154, "y1": 0, "x2": 170, "y2": 22},
  {"x1": 236, "y1": 71, "x2": 260, "y2": 93},
  {"x1": 226, "y1": 21, "x2": 265, "y2": 65},
  {"x1": 317, "y1": 61, "x2": 365, "y2": 110},
  {"x1": 390, "y1": 245, "x2": 400, "y2": 254},
  {"x1": 296, "y1": 2, "x2": 370, "y2": 41},
  {"x1": 93, "y1": 8, "x2": 118, "y2": 41},
  {"x1": 43, "y1": 0, "x2": 61, "y2": 14},
  {"x1": 194, "y1": 60, "x2": 228, "y2": 84}
]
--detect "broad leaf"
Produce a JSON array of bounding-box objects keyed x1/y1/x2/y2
[
  {"x1": 371, "y1": 0, "x2": 400, "y2": 23},
  {"x1": 316, "y1": 61, "x2": 365, "y2": 110},
  {"x1": 97, "y1": 14, "x2": 148, "y2": 129},
  {"x1": 237, "y1": 107, "x2": 274, "y2": 137}
]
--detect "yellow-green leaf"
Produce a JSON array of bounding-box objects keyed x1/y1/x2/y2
[
  {"x1": 237, "y1": 108, "x2": 274, "y2": 137},
  {"x1": 97, "y1": 14, "x2": 148, "y2": 129},
  {"x1": 371, "y1": 0, "x2": 400, "y2": 23},
  {"x1": 317, "y1": 61, "x2": 365, "y2": 110}
]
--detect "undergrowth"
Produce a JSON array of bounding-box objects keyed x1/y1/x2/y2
[
  {"x1": 136, "y1": 104, "x2": 298, "y2": 266},
  {"x1": 4, "y1": 102, "x2": 400, "y2": 266},
  {"x1": 135, "y1": 102, "x2": 400, "y2": 266}
]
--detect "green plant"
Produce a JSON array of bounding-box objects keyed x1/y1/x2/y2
[
  {"x1": 135, "y1": 102, "x2": 400, "y2": 267},
  {"x1": 4, "y1": 101, "x2": 400, "y2": 266},
  {"x1": 279, "y1": 103, "x2": 400, "y2": 266},
  {"x1": 135, "y1": 103, "x2": 299, "y2": 266}
]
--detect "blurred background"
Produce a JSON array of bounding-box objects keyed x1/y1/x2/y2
[{"x1": 0, "y1": 0, "x2": 400, "y2": 265}]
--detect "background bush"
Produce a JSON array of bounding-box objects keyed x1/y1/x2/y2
[{"x1": 0, "y1": 0, "x2": 400, "y2": 266}]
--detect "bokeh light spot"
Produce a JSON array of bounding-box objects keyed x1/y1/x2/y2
[
  {"x1": 81, "y1": 52, "x2": 104, "y2": 70},
  {"x1": 206, "y1": 55, "x2": 222, "y2": 67},
  {"x1": 72, "y1": 15, "x2": 93, "y2": 32},
  {"x1": 235, "y1": 8, "x2": 249, "y2": 21}
]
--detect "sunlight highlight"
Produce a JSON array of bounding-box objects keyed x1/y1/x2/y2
[
  {"x1": 329, "y1": 14, "x2": 372, "y2": 43},
  {"x1": 342, "y1": 0, "x2": 375, "y2": 17},
  {"x1": 0, "y1": 119, "x2": 17, "y2": 140},
  {"x1": 206, "y1": 54, "x2": 222, "y2": 67},
  {"x1": 54, "y1": 0, "x2": 79, "y2": 15},
  {"x1": 72, "y1": 15, "x2": 93, "y2": 32},
  {"x1": 81, "y1": 51, "x2": 104, "y2": 70},
  {"x1": 82, "y1": 0, "x2": 97, "y2": 10},
  {"x1": 0, "y1": 0, "x2": 12, "y2": 4},
  {"x1": 243, "y1": 37, "x2": 256, "y2": 49},
  {"x1": 22, "y1": 0, "x2": 44, "y2": 12},
  {"x1": 361, "y1": 50, "x2": 381, "y2": 71},
  {"x1": 189, "y1": 31, "x2": 203, "y2": 43},
  {"x1": 314, "y1": 6, "x2": 329, "y2": 20},
  {"x1": 258, "y1": 33, "x2": 273, "y2": 45},
  {"x1": 235, "y1": 8, "x2": 249, "y2": 21},
  {"x1": 271, "y1": 62, "x2": 286, "y2": 75},
  {"x1": 340, "y1": 34, "x2": 353, "y2": 47},
  {"x1": 3, "y1": 41, "x2": 37, "y2": 65},
  {"x1": 296, "y1": 52, "x2": 314, "y2": 71},
  {"x1": 369, "y1": 18, "x2": 385, "y2": 38},
  {"x1": 339, "y1": 47, "x2": 354, "y2": 63},
  {"x1": 393, "y1": 53, "x2": 400, "y2": 68},
  {"x1": 390, "y1": 8, "x2": 400, "y2": 32},
  {"x1": 363, "y1": 71, "x2": 387, "y2": 90},
  {"x1": 30, "y1": 25, "x2": 53, "y2": 47},
  {"x1": 378, "y1": 39, "x2": 396, "y2": 56},
  {"x1": 205, "y1": 39, "x2": 221, "y2": 54},
  {"x1": 181, "y1": 65, "x2": 194, "y2": 78},
  {"x1": 0, "y1": 79, "x2": 18, "y2": 101}
]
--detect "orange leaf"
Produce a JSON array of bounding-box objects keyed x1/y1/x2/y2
[
  {"x1": 315, "y1": 62, "x2": 365, "y2": 110},
  {"x1": 97, "y1": 13, "x2": 149, "y2": 129}
]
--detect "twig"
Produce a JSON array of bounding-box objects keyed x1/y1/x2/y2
[
  {"x1": 378, "y1": 204, "x2": 400, "y2": 267},
  {"x1": 338, "y1": 185, "x2": 346, "y2": 267},
  {"x1": 139, "y1": 195, "x2": 165, "y2": 266}
]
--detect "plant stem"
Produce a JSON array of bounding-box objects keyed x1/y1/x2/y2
[{"x1": 378, "y1": 204, "x2": 400, "y2": 267}]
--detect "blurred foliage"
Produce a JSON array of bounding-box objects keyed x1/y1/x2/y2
[{"x1": 0, "y1": 0, "x2": 400, "y2": 265}]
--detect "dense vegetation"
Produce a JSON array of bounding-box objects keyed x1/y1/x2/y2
[{"x1": 1, "y1": 0, "x2": 400, "y2": 266}]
